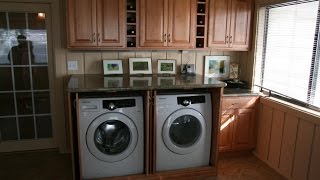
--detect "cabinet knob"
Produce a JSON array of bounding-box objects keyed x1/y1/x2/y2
[
  {"x1": 168, "y1": 34, "x2": 171, "y2": 43},
  {"x1": 93, "y1": 33, "x2": 96, "y2": 42},
  {"x1": 226, "y1": 36, "x2": 229, "y2": 44},
  {"x1": 164, "y1": 34, "x2": 167, "y2": 42},
  {"x1": 229, "y1": 36, "x2": 232, "y2": 43},
  {"x1": 97, "y1": 33, "x2": 100, "y2": 42}
]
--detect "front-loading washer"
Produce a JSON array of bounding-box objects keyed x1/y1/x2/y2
[
  {"x1": 78, "y1": 96, "x2": 144, "y2": 179},
  {"x1": 156, "y1": 93, "x2": 212, "y2": 171}
]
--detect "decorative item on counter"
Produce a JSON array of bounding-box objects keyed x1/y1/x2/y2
[
  {"x1": 157, "y1": 77, "x2": 176, "y2": 86},
  {"x1": 129, "y1": 58, "x2": 152, "y2": 75},
  {"x1": 204, "y1": 56, "x2": 230, "y2": 78},
  {"x1": 130, "y1": 76, "x2": 152, "y2": 87},
  {"x1": 229, "y1": 62, "x2": 239, "y2": 79},
  {"x1": 103, "y1": 60, "x2": 123, "y2": 75},
  {"x1": 104, "y1": 77, "x2": 123, "y2": 88},
  {"x1": 157, "y1": 59, "x2": 176, "y2": 75}
]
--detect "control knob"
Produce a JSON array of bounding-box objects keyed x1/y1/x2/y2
[
  {"x1": 182, "y1": 100, "x2": 191, "y2": 106},
  {"x1": 108, "y1": 103, "x2": 116, "y2": 110}
]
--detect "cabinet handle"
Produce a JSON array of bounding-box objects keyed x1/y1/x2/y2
[
  {"x1": 97, "y1": 33, "x2": 100, "y2": 42},
  {"x1": 229, "y1": 36, "x2": 232, "y2": 43},
  {"x1": 164, "y1": 34, "x2": 167, "y2": 42},
  {"x1": 226, "y1": 36, "x2": 229, "y2": 44},
  {"x1": 93, "y1": 33, "x2": 96, "y2": 42},
  {"x1": 168, "y1": 34, "x2": 171, "y2": 43}
]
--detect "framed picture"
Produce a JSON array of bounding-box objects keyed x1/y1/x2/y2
[
  {"x1": 129, "y1": 58, "x2": 152, "y2": 75},
  {"x1": 130, "y1": 77, "x2": 152, "y2": 87},
  {"x1": 103, "y1": 60, "x2": 123, "y2": 75},
  {"x1": 157, "y1": 59, "x2": 176, "y2": 74},
  {"x1": 204, "y1": 56, "x2": 230, "y2": 78},
  {"x1": 104, "y1": 77, "x2": 123, "y2": 88}
]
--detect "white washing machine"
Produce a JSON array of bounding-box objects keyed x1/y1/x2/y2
[
  {"x1": 78, "y1": 96, "x2": 144, "y2": 179},
  {"x1": 156, "y1": 93, "x2": 212, "y2": 171}
]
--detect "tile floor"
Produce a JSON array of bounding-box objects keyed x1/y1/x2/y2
[{"x1": 0, "y1": 150, "x2": 286, "y2": 180}]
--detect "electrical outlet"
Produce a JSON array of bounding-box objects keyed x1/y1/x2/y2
[{"x1": 67, "y1": 60, "x2": 78, "y2": 71}]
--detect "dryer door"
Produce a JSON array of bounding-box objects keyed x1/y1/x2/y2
[
  {"x1": 86, "y1": 113, "x2": 138, "y2": 162},
  {"x1": 162, "y1": 108, "x2": 206, "y2": 155}
]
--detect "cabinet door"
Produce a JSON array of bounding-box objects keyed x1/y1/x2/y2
[
  {"x1": 97, "y1": 0, "x2": 125, "y2": 47},
  {"x1": 219, "y1": 113, "x2": 234, "y2": 152},
  {"x1": 139, "y1": 0, "x2": 168, "y2": 47},
  {"x1": 229, "y1": 0, "x2": 252, "y2": 49},
  {"x1": 167, "y1": 0, "x2": 196, "y2": 48},
  {"x1": 207, "y1": 0, "x2": 231, "y2": 48},
  {"x1": 232, "y1": 108, "x2": 255, "y2": 150},
  {"x1": 68, "y1": 0, "x2": 97, "y2": 47}
]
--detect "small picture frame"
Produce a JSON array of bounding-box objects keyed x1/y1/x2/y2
[
  {"x1": 157, "y1": 59, "x2": 176, "y2": 74},
  {"x1": 204, "y1": 56, "x2": 230, "y2": 78},
  {"x1": 129, "y1": 58, "x2": 152, "y2": 75},
  {"x1": 103, "y1": 60, "x2": 123, "y2": 75}
]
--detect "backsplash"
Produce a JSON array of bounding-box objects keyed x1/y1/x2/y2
[{"x1": 66, "y1": 50, "x2": 240, "y2": 76}]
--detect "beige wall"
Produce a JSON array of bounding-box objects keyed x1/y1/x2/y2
[{"x1": 64, "y1": 50, "x2": 242, "y2": 76}]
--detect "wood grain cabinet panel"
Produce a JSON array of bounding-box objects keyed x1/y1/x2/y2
[
  {"x1": 208, "y1": 0, "x2": 252, "y2": 50},
  {"x1": 139, "y1": 0, "x2": 196, "y2": 48},
  {"x1": 68, "y1": 0, "x2": 97, "y2": 47},
  {"x1": 67, "y1": 0, "x2": 125, "y2": 48},
  {"x1": 219, "y1": 96, "x2": 259, "y2": 152}
]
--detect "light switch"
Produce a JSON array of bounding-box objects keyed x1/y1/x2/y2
[{"x1": 67, "y1": 60, "x2": 78, "y2": 71}]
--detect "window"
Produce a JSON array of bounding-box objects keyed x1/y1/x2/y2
[{"x1": 255, "y1": 0, "x2": 320, "y2": 109}]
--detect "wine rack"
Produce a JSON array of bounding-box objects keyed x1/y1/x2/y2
[
  {"x1": 127, "y1": 0, "x2": 137, "y2": 47},
  {"x1": 196, "y1": 0, "x2": 207, "y2": 48}
]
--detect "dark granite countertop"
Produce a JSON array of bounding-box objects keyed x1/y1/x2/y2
[
  {"x1": 67, "y1": 74, "x2": 227, "y2": 92},
  {"x1": 223, "y1": 88, "x2": 260, "y2": 96}
]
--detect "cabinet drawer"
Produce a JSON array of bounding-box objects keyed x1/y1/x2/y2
[{"x1": 222, "y1": 96, "x2": 259, "y2": 111}]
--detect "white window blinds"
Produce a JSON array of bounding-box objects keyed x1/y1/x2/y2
[{"x1": 255, "y1": 0, "x2": 320, "y2": 109}]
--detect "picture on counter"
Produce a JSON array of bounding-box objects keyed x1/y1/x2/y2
[
  {"x1": 229, "y1": 62, "x2": 239, "y2": 79},
  {"x1": 103, "y1": 60, "x2": 123, "y2": 75},
  {"x1": 157, "y1": 59, "x2": 176, "y2": 74},
  {"x1": 129, "y1": 58, "x2": 152, "y2": 75},
  {"x1": 130, "y1": 77, "x2": 152, "y2": 87},
  {"x1": 204, "y1": 56, "x2": 230, "y2": 78}
]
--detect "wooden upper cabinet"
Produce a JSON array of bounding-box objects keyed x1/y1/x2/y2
[
  {"x1": 229, "y1": 0, "x2": 252, "y2": 49},
  {"x1": 167, "y1": 0, "x2": 196, "y2": 48},
  {"x1": 208, "y1": 0, "x2": 230, "y2": 48},
  {"x1": 139, "y1": 0, "x2": 196, "y2": 48},
  {"x1": 208, "y1": 0, "x2": 252, "y2": 50},
  {"x1": 139, "y1": 0, "x2": 168, "y2": 47},
  {"x1": 67, "y1": 0, "x2": 125, "y2": 48},
  {"x1": 68, "y1": 0, "x2": 97, "y2": 47},
  {"x1": 97, "y1": 0, "x2": 125, "y2": 47}
]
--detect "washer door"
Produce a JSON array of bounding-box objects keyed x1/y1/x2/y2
[
  {"x1": 86, "y1": 113, "x2": 138, "y2": 162},
  {"x1": 162, "y1": 108, "x2": 206, "y2": 155}
]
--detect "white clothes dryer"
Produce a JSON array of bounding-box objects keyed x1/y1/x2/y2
[
  {"x1": 156, "y1": 93, "x2": 212, "y2": 171},
  {"x1": 78, "y1": 96, "x2": 144, "y2": 179}
]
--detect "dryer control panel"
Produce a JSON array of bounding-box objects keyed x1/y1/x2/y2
[{"x1": 103, "y1": 99, "x2": 136, "y2": 110}]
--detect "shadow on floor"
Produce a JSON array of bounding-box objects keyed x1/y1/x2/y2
[{"x1": 0, "y1": 150, "x2": 286, "y2": 180}]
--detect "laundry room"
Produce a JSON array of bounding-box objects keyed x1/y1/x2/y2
[{"x1": 0, "y1": 0, "x2": 320, "y2": 180}]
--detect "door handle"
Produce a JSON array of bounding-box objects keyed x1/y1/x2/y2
[
  {"x1": 97, "y1": 33, "x2": 100, "y2": 42},
  {"x1": 226, "y1": 36, "x2": 229, "y2": 44},
  {"x1": 168, "y1": 34, "x2": 171, "y2": 43},
  {"x1": 229, "y1": 36, "x2": 232, "y2": 43},
  {"x1": 93, "y1": 33, "x2": 96, "y2": 42},
  {"x1": 164, "y1": 34, "x2": 167, "y2": 42}
]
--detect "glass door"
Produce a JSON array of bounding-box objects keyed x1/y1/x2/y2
[{"x1": 0, "y1": 4, "x2": 57, "y2": 152}]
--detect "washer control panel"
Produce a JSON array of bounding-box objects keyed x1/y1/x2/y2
[
  {"x1": 103, "y1": 99, "x2": 136, "y2": 110},
  {"x1": 177, "y1": 95, "x2": 205, "y2": 106}
]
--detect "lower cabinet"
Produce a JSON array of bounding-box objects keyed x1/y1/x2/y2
[{"x1": 219, "y1": 96, "x2": 259, "y2": 152}]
